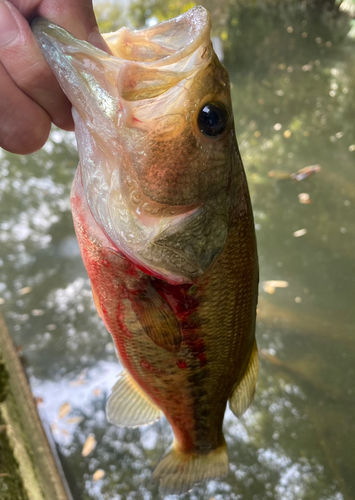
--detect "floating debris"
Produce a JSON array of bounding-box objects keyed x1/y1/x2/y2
[
  {"x1": 82, "y1": 434, "x2": 96, "y2": 457},
  {"x1": 70, "y1": 379, "x2": 86, "y2": 387},
  {"x1": 263, "y1": 280, "x2": 289, "y2": 294},
  {"x1": 93, "y1": 469, "x2": 105, "y2": 481},
  {"x1": 293, "y1": 228, "x2": 307, "y2": 237},
  {"x1": 0, "y1": 298, "x2": 5, "y2": 305},
  {"x1": 284, "y1": 130, "x2": 292, "y2": 138},
  {"x1": 268, "y1": 164, "x2": 321, "y2": 181},
  {"x1": 298, "y1": 193, "x2": 311, "y2": 204},
  {"x1": 46, "y1": 324, "x2": 57, "y2": 331},
  {"x1": 268, "y1": 171, "x2": 291, "y2": 180},
  {"x1": 70, "y1": 369, "x2": 88, "y2": 386},
  {"x1": 290, "y1": 164, "x2": 321, "y2": 181},
  {"x1": 18, "y1": 286, "x2": 32, "y2": 295},
  {"x1": 66, "y1": 416, "x2": 84, "y2": 425},
  {"x1": 58, "y1": 402, "x2": 71, "y2": 419},
  {"x1": 295, "y1": 297, "x2": 302, "y2": 303},
  {"x1": 93, "y1": 388, "x2": 102, "y2": 397},
  {"x1": 31, "y1": 309, "x2": 45, "y2": 316},
  {"x1": 34, "y1": 396, "x2": 44, "y2": 406}
]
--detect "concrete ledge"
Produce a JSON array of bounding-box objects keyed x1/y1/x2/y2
[{"x1": 0, "y1": 311, "x2": 72, "y2": 500}]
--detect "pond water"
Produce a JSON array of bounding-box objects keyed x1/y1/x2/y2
[{"x1": 0, "y1": 1, "x2": 354, "y2": 499}]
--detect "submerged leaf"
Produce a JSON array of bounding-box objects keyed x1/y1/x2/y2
[
  {"x1": 82, "y1": 434, "x2": 96, "y2": 457},
  {"x1": 58, "y1": 402, "x2": 71, "y2": 419}
]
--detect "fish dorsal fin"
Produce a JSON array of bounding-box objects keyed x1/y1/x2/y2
[
  {"x1": 229, "y1": 342, "x2": 259, "y2": 418},
  {"x1": 107, "y1": 371, "x2": 162, "y2": 427}
]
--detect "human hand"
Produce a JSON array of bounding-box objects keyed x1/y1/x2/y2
[{"x1": 0, "y1": 0, "x2": 108, "y2": 154}]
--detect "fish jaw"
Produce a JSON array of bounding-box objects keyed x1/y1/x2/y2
[
  {"x1": 33, "y1": 8, "x2": 235, "y2": 284},
  {"x1": 32, "y1": 18, "x2": 121, "y2": 155},
  {"x1": 103, "y1": 6, "x2": 211, "y2": 65}
]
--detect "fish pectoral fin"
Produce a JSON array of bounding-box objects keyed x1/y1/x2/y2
[
  {"x1": 153, "y1": 440, "x2": 229, "y2": 495},
  {"x1": 229, "y1": 342, "x2": 259, "y2": 418},
  {"x1": 107, "y1": 371, "x2": 162, "y2": 427},
  {"x1": 131, "y1": 289, "x2": 182, "y2": 352}
]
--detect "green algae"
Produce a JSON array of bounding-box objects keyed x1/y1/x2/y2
[{"x1": 0, "y1": 357, "x2": 29, "y2": 500}]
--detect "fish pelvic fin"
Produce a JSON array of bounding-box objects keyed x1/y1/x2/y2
[
  {"x1": 229, "y1": 341, "x2": 259, "y2": 418},
  {"x1": 153, "y1": 440, "x2": 229, "y2": 495},
  {"x1": 107, "y1": 371, "x2": 162, "y2": 427}
]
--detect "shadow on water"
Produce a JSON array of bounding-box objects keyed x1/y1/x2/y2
[{"x1": 0, "y1": 1, "x2": 354, "y2": 499}]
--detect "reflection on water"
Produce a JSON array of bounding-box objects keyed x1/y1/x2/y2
[{"x1": 0, "y1": 1, "x2": 354, "y2": 499}]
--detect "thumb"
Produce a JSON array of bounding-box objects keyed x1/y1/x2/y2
[{"x1": 37, "y1": 0, "x2": 111, "y2": 52}]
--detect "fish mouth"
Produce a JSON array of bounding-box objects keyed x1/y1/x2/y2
[
  {"x1": 32, "y1": 6, "x2": 212, "y2": 106},
  {"x1": 103, "y1": 7, "x2": 211, "y2": 66},
  {"x1": 33, "y1": 8, "x2": 227, "y2": 284}
]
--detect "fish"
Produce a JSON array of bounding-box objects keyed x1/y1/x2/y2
[{"x1": 33, "y1": 7, "x2": 259, "y2": 494}]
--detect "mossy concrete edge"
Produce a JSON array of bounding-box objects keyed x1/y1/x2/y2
[{"x1": 0, "y1": 310, "x2": 73, "y2": 500}]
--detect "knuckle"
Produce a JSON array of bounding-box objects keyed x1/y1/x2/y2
[{"x1": 1, "y1": 117, "x2": 51, "y2": 155}]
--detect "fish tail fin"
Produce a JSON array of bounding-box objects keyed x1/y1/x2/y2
[{"x1": 153, "y1": 440, "x2": 229, "y2": 495}]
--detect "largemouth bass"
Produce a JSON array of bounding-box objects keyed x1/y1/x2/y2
[{"x1": 33, "y1": 7, "x2": 259, "y2": 494}]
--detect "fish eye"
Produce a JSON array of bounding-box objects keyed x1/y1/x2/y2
[{"x1": 197, "y1": 102, "x2": 228, "y2": 137}]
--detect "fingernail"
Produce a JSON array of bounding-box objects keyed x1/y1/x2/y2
[{"x1": 0, "y1": 1, "x2": 19, "y2": 47}]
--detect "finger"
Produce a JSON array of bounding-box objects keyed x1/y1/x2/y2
[
  {"x1": 38, "y1": 0, "x2": 111, "y2": 52},
  {"x1": 0, "y1": 0, "x2": 74, "y2": 131},
  {"x1": 11, "y1": 0, "x2": 110, "y2": 51},
  {"x1": 0, "y1": 62, "x2": 51, "y2": 154}
]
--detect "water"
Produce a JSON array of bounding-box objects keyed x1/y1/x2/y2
[{"x1": 0, "y1": 1, "x2": 354, "y2": 499}]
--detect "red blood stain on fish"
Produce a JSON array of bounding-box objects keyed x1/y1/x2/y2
[
  {"x1": 151, "y1": 280, "x2": 207, "y2": 366},
  {"x1": 115, "y1": 303, "x2": 133, "y2": 338},
  {"x1": 140, "y1": 359, "x2": 152, "y2": 370},
  {"x1": 153, "y1": 281, "x2": 201, "y2": 320}
]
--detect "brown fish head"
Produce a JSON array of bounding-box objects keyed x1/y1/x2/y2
[
  {"x1": 116, "y1": 51, "x2": 235, "y2": 209},
  {"x1": 33, "y1": 7, "x2": 242, "y2": 284}
]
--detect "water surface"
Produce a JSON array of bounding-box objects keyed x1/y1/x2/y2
[{"x1": 0, "y1": 1, "x2": 354, "y2": 499}]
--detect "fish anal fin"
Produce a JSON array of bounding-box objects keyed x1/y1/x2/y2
[
  {"x1": 106, "y1": 371, "x2": 162, "y2": 427},
  {"x1": 130, "y1": 289, "x2": 182, "y2": 352},
  {"x1": 229, "y1": 342, "x2": 259, "y2": 418},
  {"x1": 153, "y1": 440, "x2": 229, "y2": 495}
]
